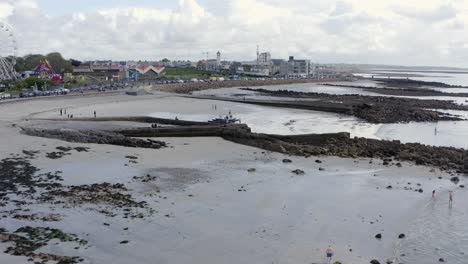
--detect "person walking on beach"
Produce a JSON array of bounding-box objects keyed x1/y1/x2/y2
[
  {"x1": 449, "y1": 191, "x2": 453, "y2": 208},
  {"x1": 325, "y1": 245, "x2": 334, "y2": 264},
  {"x1": 432, "y1": 190, "x2": 436, "y2": 200},
  {"x1": 60, "y1": 109, "x2": 62, "y2": 116},
  {"x1": 94, "y1": 110, "x2": 96, "y2": 118}
]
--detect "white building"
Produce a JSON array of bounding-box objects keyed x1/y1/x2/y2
[
  {"x1": 282, "y1": 56, "x2": 310, "y2": 78},
  {"x1": 254, "y1": 47, "x2": 273, "y2": 76},
  {"x1": 197, "y1": 51, "x2": 222, "y2": 72},
  {"x1": 257, "y1": 52, "x2": 271, "y2": 67}
]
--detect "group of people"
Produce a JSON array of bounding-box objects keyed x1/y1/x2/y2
[
  {"x1": 59, "y1": 109, "x2": 97, "y2": 118},
  {"x1": 59, "y1": 108, "x2": 73, "y2": 119},
  {"x1": 431, "y1": 190, "x2": 454, "y2": 207}
]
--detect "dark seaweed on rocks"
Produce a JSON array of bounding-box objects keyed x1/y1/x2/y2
[
  {"x1": 222, "y1": 131, "x2": 468, "y2": 173},
  {"x1": 0, "y1": 227, "x2": 85, "y2": 263},
  {"x1": 21, "y1": 128, "x2": 167, "y2": 149},
  {"x1": 242, "y1": 88, "x2": 468, "y2": 123}
]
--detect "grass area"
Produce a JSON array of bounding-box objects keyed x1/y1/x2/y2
[
  {"x1": 64, "y1": 75, "x2": 104, "y2": 87},
  {"x1": 164, "y1": 67, "x2": 224, "y2": 79}
]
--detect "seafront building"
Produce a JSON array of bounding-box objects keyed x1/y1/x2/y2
[
  {"x1": 283, "y1": 56, "x2": 310, "y2": 78},
  {"x1": 72, "y1": 63, "x2": 124, "y2": 82},
  {"x1": 126, "y1": 65, "x2": 166, "y2": 81},
  {"x1": 197, "y1": 51, "x2": 222, "y2": 72},
  {"x1": 68, "y1": 50, "x2": 346, "y2": 81}
]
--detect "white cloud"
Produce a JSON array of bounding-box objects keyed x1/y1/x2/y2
[
  {"x1": 395, "y1": 4, "x2": 457, "y2": 23},
  {"x1": 2, "y1": 0, "x2": 468, "y2": 67}
]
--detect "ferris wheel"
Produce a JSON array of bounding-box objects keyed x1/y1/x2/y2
[{"x1": 0, "y1": 22, "x2": 18, "y2": 80}]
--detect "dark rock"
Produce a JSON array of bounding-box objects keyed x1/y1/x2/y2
[
  {"x1": 315, "y1": 160, "x2": 322, "y2": 164},
  {"x1": 319, "y1": 167, "x2": 325, "y2": 171},
  {"x1": 418, "y1": 189, "x2": 423, "y2": 193},
  {"x1": 370, "y1": 260, "x2": 381, "y2": 264},
  {"x1": 386, "y1": 185, "x2": 393, "y2": 189},
  {"x1": 398, "y1": 233, "x2": 406, "y2": 239},
  {"x1": 451, "y1": 177, "x2": 460, "y2": 184},
  {"x1": 460, "y1": 185, "x2": 465, "y2": 188},
  {"x1": 282, "y1": 159, "x2": 292, "y2": 163},
  {"x1": 120, "y1": 240, "x2": 129, "y2": 244},
  {"x1": 439, "y1": 258, "x2": 445, "y2": 262},
  {"x1": 292, "y1": 169, "x2": 305, "y2": 175},
  {"x1": 375, "y1": 233, "x2": 382, "y2": 239}
]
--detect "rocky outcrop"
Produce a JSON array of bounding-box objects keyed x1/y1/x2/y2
[
  {"x1": 222, "y1": 130, "x2": 467, "y2": 173},
  {"x1": 155, "y1": 78, "x2": 341, "y2": 94},
  {"x1": 323, "y1": 83, "x2": 468, "y2": 97},
  {"x1": 21, "y1": 128, "x2": 166, "y2": 149},
  {"x1": 375, "y1": 78, "x2": 468, "y2": 88},
  {"x1": 240, "y1": 88, "x2": 468, "y2": 123},
  {"x1": 23, "y1": 117, "x2": 468, "y2": 173},
  {"x1": 464, "y1": 152, "x2": 468, "y2": 173}
]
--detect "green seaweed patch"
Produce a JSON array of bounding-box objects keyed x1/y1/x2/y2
[{"x1": 0, "y1": 227, "x2": 87, "y2": 263}]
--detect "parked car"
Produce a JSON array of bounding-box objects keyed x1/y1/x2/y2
[{"x1": 0, "y1": 93, "x2": 11, "y2": 99}]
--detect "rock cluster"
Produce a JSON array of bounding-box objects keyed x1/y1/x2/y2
[
  {"x1": 242, "y1": 88, "x2": 468, "y2": 123},
  {"x1": 21, "y1": 128, "x2": 167, "y2": 149},
  {"x1": 224, "y1": 131, "x2": 467, "y2": 173}
]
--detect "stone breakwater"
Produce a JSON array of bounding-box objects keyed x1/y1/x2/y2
[
  {"x1": 240, "y1": 88, "x2": 468, "y2": 123},
  {"x1": 22, "y1": 117, "x2": 468, "y2": 174},
  {"x1": 154, "y1": 78, "x2": 341, "y2": 94},
  {"x1": 21, "y1": 128, "x2": 167, "y2": 149},
  {"x1": 222, "y1": 130, "x2": 467, "y2": 174},
  {"x1": 374, "y1": 78, "x2": 468, "y2": 88},
  {"x1": 322, "y1": 83, "x2": 468, "y2": 97}
]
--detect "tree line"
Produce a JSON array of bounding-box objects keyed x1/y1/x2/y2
[{"x1": 13, "y1": 52, "x2": 81, "y2": 73}]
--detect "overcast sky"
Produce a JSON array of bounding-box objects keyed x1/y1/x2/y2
[{"x1": 1, "y1": 0, "x2": 467, "y2": 67}]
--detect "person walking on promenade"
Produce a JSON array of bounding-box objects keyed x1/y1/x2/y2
[
  {"x1": 325, "y1": 245, "x2": 334, "y2": 264},
  {"x1": 60, "y1": 109, "x2": 62, "y2": 116},
  {"x1": 94, "y1": 110, "x2": 96, "y2": 118},
  {"x1": 449, "y1": 191, "x2": 453, "y2": 208}
]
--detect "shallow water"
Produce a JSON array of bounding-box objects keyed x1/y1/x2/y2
[
  {"x1": 376, "y1": 121, "x2": 468, "y2": 149},
  {"x1": 150, "y1": 105, "x2": 468, "y2": 149},
  {"x1": 149, "y1": 107, "x2": 381, "y2": 139},
  {"x1": 355, "y1": 70, "x2": 468, "y2": 87},
  {"x1": 394, "y1": 189, "x2": 468, "y2": 264},
  {"x1": 195, "y1": 82, "x2": 468, "y2": 107}
]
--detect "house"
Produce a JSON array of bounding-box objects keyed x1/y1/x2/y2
[{"x1": 127, "y1": 65, "x2": 166, "y2": 81}]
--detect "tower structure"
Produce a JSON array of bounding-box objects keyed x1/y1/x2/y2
[{"x1": 216, "y1": 51, "x2": 221, "y2": 67}]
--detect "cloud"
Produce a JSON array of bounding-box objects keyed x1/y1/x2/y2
[
  {"x1": 2, "y1": 0, "x2": 468, "y2": 67},
  {"x1": 330, "y1": 1, "x2": 354, "y2": 16},
  {"x1": 395, "y1": 4, "x2": 457, "y2": 23}
]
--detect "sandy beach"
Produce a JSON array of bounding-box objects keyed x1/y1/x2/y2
[{"x1": 0, "y1": 91, "x2": 466, "y2": 264}]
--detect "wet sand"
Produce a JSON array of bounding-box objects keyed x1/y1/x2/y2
[{"x1": 0, "y1": 92, "x2": 466, "y2": 264}]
